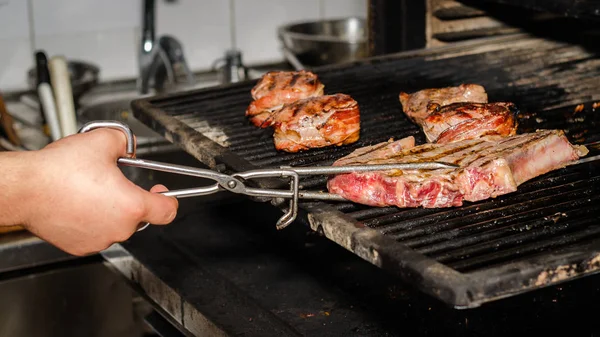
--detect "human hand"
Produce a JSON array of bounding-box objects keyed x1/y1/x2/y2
[{"x1": 20, "y1": 128, "x2": 178, "y2": 256}]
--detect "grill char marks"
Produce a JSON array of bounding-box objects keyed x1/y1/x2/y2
[
  {"x1": 423, "y1": 102, "x2": 518, "y2": 143},
  {"x1": 327, "y1": 130, "x2": 588, "y2": 208},
  {"x1": 288, "y1": 73, "x2": 300, "y2": 87},
  {"x1": 271, "y1": 94, "x2": 361, "y2": 153},
  {"x1": 334, "y1": 136, "x2": 416, "y2": 166},
  {"x1": 245, "y1": 70, "x2": 324, "y2": 128}
]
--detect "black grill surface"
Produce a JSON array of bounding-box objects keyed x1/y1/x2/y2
[{"x1": 131, "y1": 34, "x2": 600, "y2": 308}]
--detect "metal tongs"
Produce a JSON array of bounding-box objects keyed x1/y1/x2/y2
[{"x1": 79, "y1": 121, "x2": 459, "y2": 231}]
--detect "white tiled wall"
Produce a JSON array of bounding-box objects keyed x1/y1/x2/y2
[
  {"x1": 234, "y1": 0, "x2": 322, "y2": 64},
  {"x1": 155, "y1": 0, "x2": 232, "y2": 73},
  {"x1": 0, "y1": 0, "x2": 366, "y2": 92},
  {"x1": 322, "y1": 0, "x2": 367, "y2": 19},
  {"x1": 0, "y1": 0, "x2": 32, "y2": 91}
]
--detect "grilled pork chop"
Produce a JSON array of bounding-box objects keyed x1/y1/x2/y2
[
  {"x1": 327, "y1": 130, "x2": 588, "y2": 208},
  {"x1": 399, "y1": 84, "x2": 488, "y2": 124},
  {"x1": 270, "y1": 93, "x2": 360, "y2": 152},
  {"x1": 246, "y1": 70, "x2": 324, "y2": 128},
  {"x1": 422, "y1": 102, "x2": 518, "y2": 143}
]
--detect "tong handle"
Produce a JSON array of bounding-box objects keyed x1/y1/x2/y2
[
  {"x1": 79, "y1": 120, "x2": 244, "y2": 193},
  {"x1": 80, "y1": 120, "x2": 137, "y2": 156},
  {"x1": 78, "y1": 120, "x2": 245, "y2": 231}
]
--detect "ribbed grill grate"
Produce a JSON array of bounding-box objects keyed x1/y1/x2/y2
[
  {"x1": 352, "y1": 165, "x2": 600, "y2": 272},
  {"x1": 132, "y1": 34, "x2": 600, "y2": 307},
  {"x1": 151, "y1": 37, "x2": 600, "y2": 166}
]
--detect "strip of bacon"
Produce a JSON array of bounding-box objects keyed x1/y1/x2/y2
[
  {"x1": 422, "y1": 102, "x2": 518, "y2": 143},
  {"x1": 271, "y1": 94, "x2": 360, "y2": 153}
]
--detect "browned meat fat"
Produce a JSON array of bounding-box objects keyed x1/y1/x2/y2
[
  {"x1": 398, "y1": 84, "x2": 488, "y2": 125},
  {"x1": 423, "y1": 102, "x2": 518, "y2": 143}
]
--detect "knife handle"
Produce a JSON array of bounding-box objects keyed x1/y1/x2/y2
[{"x1": 48, "y1": 56, "x2": 77, "y2": 137}]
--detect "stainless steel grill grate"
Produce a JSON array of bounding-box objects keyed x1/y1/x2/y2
[{"x1": 131, "y1": 34, "x2": 600, "y2": 308}]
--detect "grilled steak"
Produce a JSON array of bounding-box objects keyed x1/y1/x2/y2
[
  {"x1": 271, "y1": 94, "x2": 360, "y2": 153},
  {"x1": 423, "y1": 102, "x2": 518, "y2": 143},
  {"x1": 327, "y1": 130, "x2": 588, "y2": 208},
  {"x1": 399, "y1": 84, "x2": 488, "y2": 124},
  {"x1": 246, "y1": 70, "x2": 324, "y2": 128}
]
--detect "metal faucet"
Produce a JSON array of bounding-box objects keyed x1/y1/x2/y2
[
  {"x1": 212, "y1": 49, "x2": 249, "y2": 84},
  {"x1": 138, "y1": 0, "x2": 195, "y2": 94}
]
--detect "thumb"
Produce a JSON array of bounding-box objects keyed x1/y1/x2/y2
[{"x1": 140, "y1": 184, "x2": 179, "y2": 225}]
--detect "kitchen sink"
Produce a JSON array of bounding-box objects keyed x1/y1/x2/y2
[{"x1": 76, "y1": 73, "x2": 225, "y2": 155}]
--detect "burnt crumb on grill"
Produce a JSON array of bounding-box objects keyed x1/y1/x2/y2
[
  {"x1": 574, "y1": 104, "x2": 585, "y2": 113},
  {"x1": 533, "y1": 264, "x2": 579, "y2": 287},
  {"x1": 387, "y1": 285, "x2": 409, "y2": 300},
  {"x1": 571, "y1": 129, "x2": 588, "y2": 142},
  {"x1": 518, "y1": 112, "x2": 534, "y2": 119},
  {"x1": 543, "y1": 212, "x2": 568, "y2": 224},
  {"x1": 588, "y1": 254, "x2": 600, "y2": 268},
  {"x1": 299, "y1": 313, "x2": 316, "y2": 318}
]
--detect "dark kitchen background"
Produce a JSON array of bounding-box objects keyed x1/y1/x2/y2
[{"x1": 1, "y1": 0, "x2": 600, "y2": 336}]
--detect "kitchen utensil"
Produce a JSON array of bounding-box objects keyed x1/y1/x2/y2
[
  {"x1": 79, "y1": 120, "x2": 458, "y2": 231},
  {"x1": 48, "y1": 56, "x2": 78, "y2": 137},
  {"x1": 0, "y1": 93, "x2": 22, "y2": 146},
  {"x1": 35, "y1": 51, "x2": 62, "y2": 141},
  {"x1": 278, "y1": 17, "x2": 368, "y2": 68},
  {"x1": 35, "y1": 53, "x2": 48, "y2": 130},
  {"x1": 212, "y1": 49, "x2": 248, "y2": 84},
  {"x1": 27, "y1": 59, "x2": 99, "y2": 104}
]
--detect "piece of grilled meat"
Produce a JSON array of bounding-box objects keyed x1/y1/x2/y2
[
  {"x1": 270, "y1": 93, "x2": 360, "y2": 153},
  {"x1": 399, "y1": 84, "x2": 488, "y2": 124},
  {"x1": 246, "y1": 70, "x2": 324, "y2": 128},
  {"x1": 327, "y1": 130, "x2": 587, "y2": 208},
  {"x1": 422, "y1": 102, "x2": 518, "y2": 143},
  {"x1": 334, "y1": 136, "x2": 416, "y2": 167}
]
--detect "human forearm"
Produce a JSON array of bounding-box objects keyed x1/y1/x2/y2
[
  {"x1": 0, "y1": 151, "x2": 36, "y2": 227},
  {"x1": 0, "y1": 129, "x2": 178, "y2": 256}
]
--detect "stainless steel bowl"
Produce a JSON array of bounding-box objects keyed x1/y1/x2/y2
[{"x1": 278, "y1": 17, "x2": 368, "y2": 68}]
